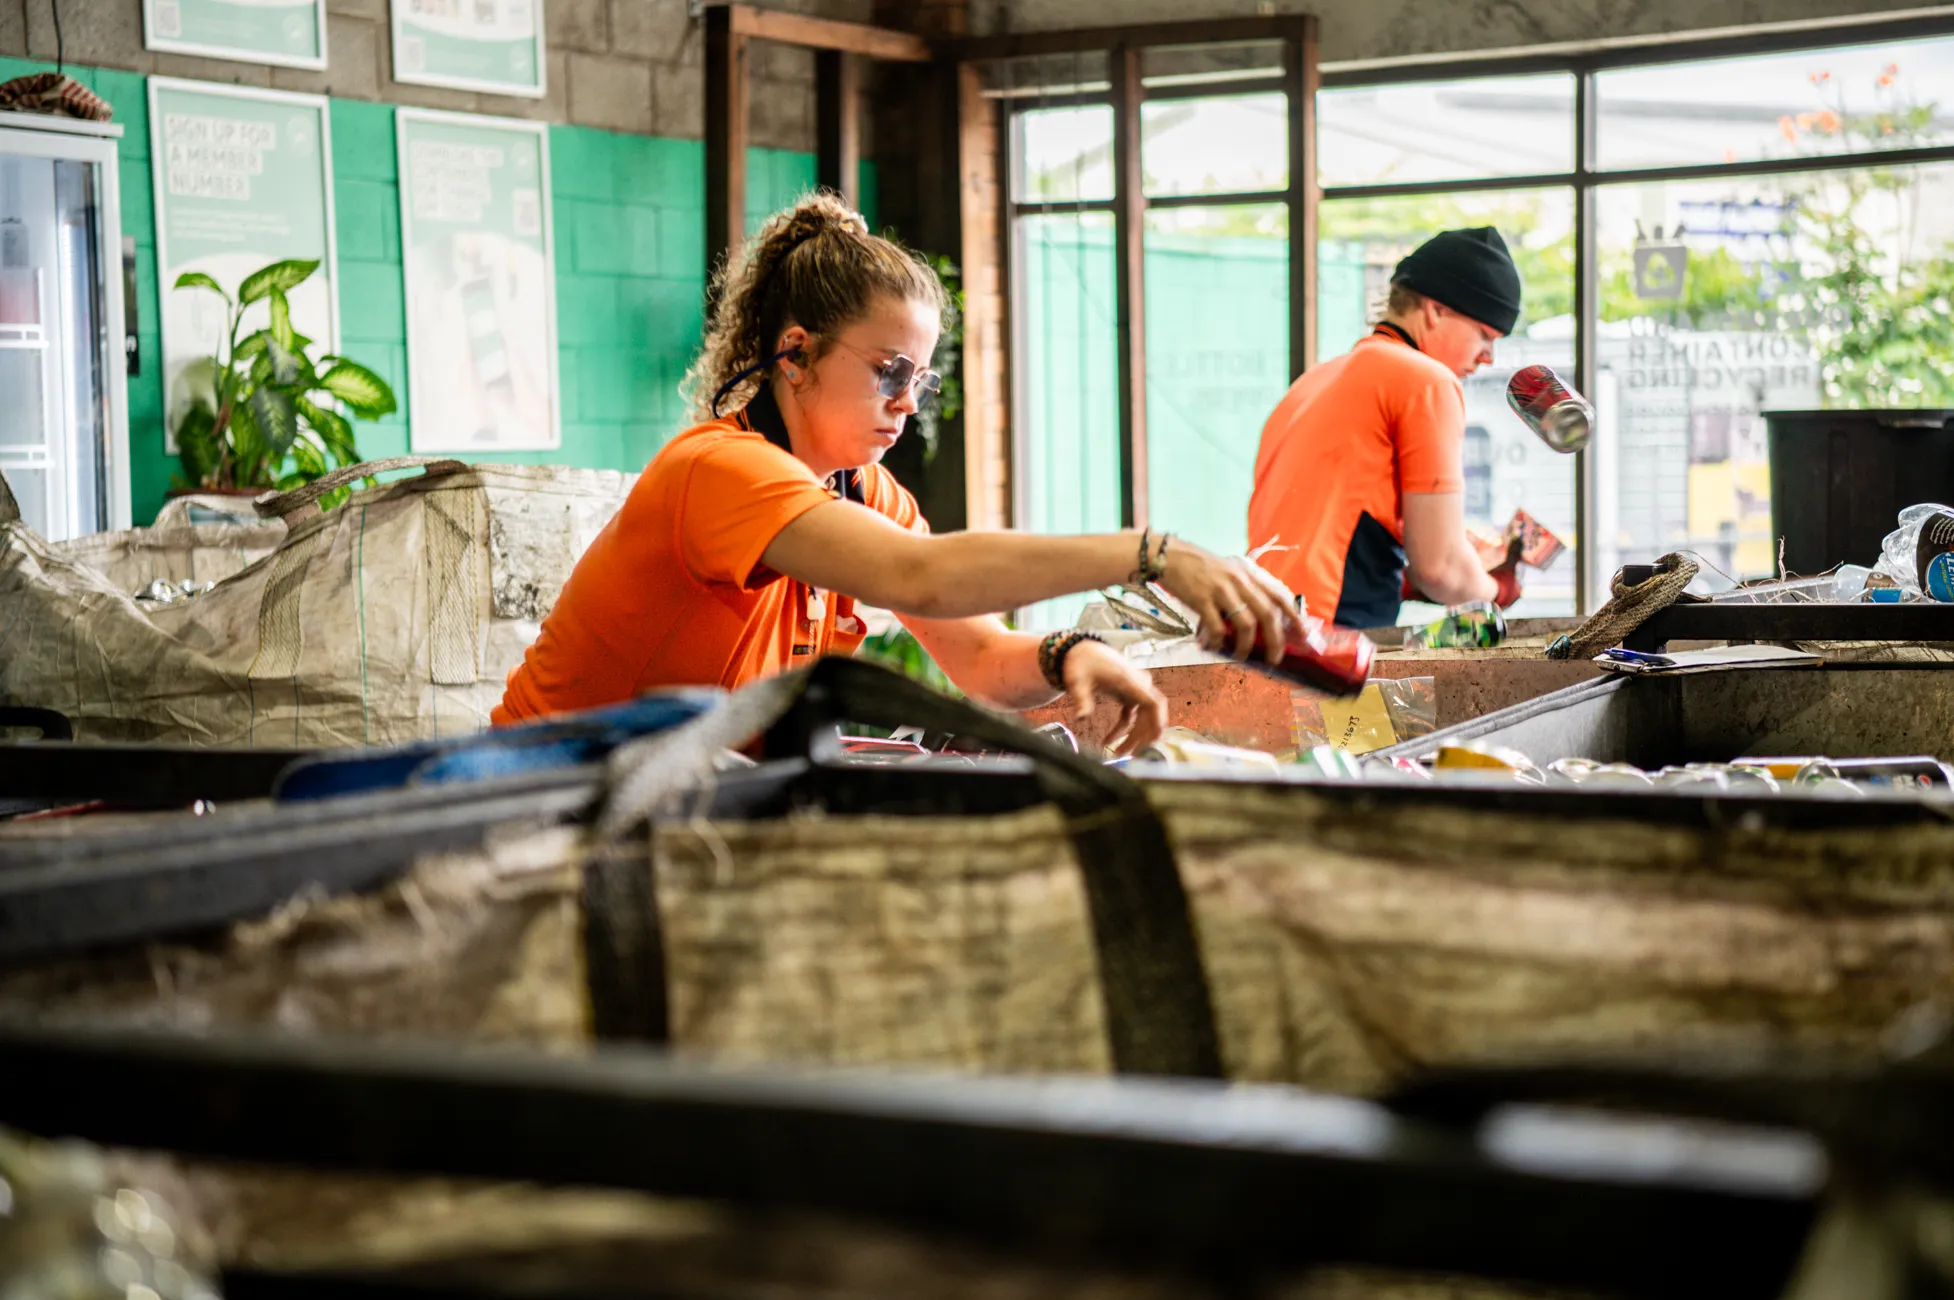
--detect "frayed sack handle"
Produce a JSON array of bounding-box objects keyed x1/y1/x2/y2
[{"x1": 253, "y1": 457, "x2": 471, "y2": 526}]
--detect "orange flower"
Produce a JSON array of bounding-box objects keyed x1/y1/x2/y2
[
  {"x1": 1724, "y1": 147, "x2": 1738, "y2": 162},
  {"x1": 1809, "y1": 69, "x2": 1831, "y2": 85},
  {"x1": 1779, "y1": 114, "x2": 1798, "y2": 141},
  {"x1": 1796, "y1": 110, "x2": 1817, "y2": 128},
  {"x1": 1815, "y1": 108, "x2": 1840, "y2": 133},
  {"x1": 1878, "y1": 71, "x2": 1896, "y2": 87}
]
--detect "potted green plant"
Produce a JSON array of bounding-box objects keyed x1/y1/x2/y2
[{"x1": 170, "y1": 258, "x2": 396, "y2": 508}]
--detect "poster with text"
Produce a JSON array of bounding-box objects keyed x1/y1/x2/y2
[
  {"x1": 398, "y1": 110, "x2": 559, "y2": 452},
  {"x1": 150, "y1": 80, "x2": 338, "y2": 451},
  {"x1": 144, "y1": 0, "x2": 327, "y2": 70},
  {"x1": 391, "y1": 0, "x2": 546, "y2": 98}
]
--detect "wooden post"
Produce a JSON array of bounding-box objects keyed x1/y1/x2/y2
[
  {"x1": 1285, "y1": 17, "x2": 1319, "y2": 380},
  {"x1": 957, "y1": 62, "x2": 1008, "y2": 532},
  {"x1": 816, "y1": 50, "x2": 861, "y2": 207},
  {"x1": 1110, "y1": 43, "x2": 1148, "y2": 530},
  {"x1": 706, "y1": 4, "x2": 749, "y2": 297}
]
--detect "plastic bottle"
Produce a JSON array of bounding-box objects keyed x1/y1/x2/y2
[{"x1": 1874, "y1": 504, "x2": 1954, "y2": 594}]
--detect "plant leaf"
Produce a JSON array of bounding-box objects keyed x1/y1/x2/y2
[
  {"x1": 234, "y1": 331, "x2": 270, "y2": 361},
  {"x1": 267, "y1": 336, "x2": 299, "y2": 385},
  {"x1": 173, "y1": 271, "x2": 231, "y2": 303},
  {"x1": 317, "y1": 359, "x2": 397, "y2": 419},
  {"x1": 249, "y1": 386, "x2": 300, "y2": 459},
  {"x1": 174, "y1": 401, "x2": 221, "y2": 485},
  {"x1": 227, "y1": 397, "x2": 268, "y2": 486},
  {"x1": 239, "y1": 259, "x2": 319, "y2": 305},
  {"x1": 295, "y1": 395, "x2": 360, "y2": 467},
  {"x1": 269, "y1": 288, "x2": 296, "y2": 353}
]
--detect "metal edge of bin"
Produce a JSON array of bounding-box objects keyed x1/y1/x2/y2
[
  {"x1": 0, "y1": 740, "x2": 314, "y2": 807},
  {"x1": 0, "y1": 1020, "x2": 1821, "y2": 1300}
]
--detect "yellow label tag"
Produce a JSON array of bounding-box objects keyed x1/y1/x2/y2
[{"x1": 1320, "y1": 682, "x2": 1397, "y2": 756}]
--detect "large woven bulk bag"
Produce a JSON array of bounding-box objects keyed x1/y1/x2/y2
[
  {"x1": 50, "y1": 493, "x2": 287, "y2": 593},
  {"x1": 0, "y1": 457, "x2": 634, "y2": 746},
  {"x1": 10, "y1": 660, "x2": 1954, "y2": 1103}
]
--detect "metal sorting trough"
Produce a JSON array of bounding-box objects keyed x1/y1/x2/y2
[{"x1": 1375, "y1": 662, "x2": 1954, "y2": 772}]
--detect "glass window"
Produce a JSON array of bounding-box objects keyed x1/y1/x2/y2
[
  {"x1": 1597, "y1": 36, "x2": 1954, "y2": 172},
  {"x1": 1142, "y1": 92, "x2": 1288, "y2": 198},
  {"x1": 1015, "y1": 212, "x2": 1120, "y2": 631},
  {"x1": 1143, "y1": 204, "x2": 1289, "y2": 559},
  {"x1": 1594, "y1": 161, "x2": 1954, "y2": 583},
  {"x1": 1318, "y1": 74, "x2": 1575, "y2": 189},
  {"x1": 1013, "y1": 106, "x2": 1115, "y2": 204},
  {"x1": 1319, "y1": 189, "x2": 1579, "y2": 617}
]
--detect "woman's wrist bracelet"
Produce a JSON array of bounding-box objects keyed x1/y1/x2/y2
[
  {"x1": 1128, "y1": 529, "x2": 1171, "y2": 585},
  {"x1": 1038, "y1": 630, "x2": 1106, "y2": 691}
]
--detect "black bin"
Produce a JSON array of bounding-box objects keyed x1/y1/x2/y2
[{"x1": 1766, "y1": 408, "x2": 1954, "y2": 575}]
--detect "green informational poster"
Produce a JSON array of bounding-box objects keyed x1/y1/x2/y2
[
  {"x1": 150, "y1": 80, "x2": 338, "y2": 449},
  {"x1": 397, "y1": 110, "x2": 559, "y2": 452},
  {"x1": 391, "y1": 0, "x2": 546, "y2": 98},
  {"x1": 143, "y1": 0, "x2": 327, "y2": 70}
]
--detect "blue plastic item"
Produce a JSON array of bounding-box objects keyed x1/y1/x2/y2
[
  {"x1": 1927, "y1": 552, "x2": 1954, "y2": 602},
  {"x1": 273, "y1": 689, "x2": 725, "y2": 801}
]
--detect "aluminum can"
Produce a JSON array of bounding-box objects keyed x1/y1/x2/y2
[{"x1": 1506, "y1": 364, "x2": 1594, "y2": 453}]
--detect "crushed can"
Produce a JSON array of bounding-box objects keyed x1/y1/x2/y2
[
  {"x1": 1506, "y1": 364, "x2": 1594, "y2": 454},
  {"x1": 1403, "y1": 600, "x2": 1506, "y2": 650},
  {"x1": 1246, "y1": 614, "x2": 1374, "y2": 697}
]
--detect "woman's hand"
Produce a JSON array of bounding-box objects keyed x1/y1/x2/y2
[
  {"x1": 1063, "y1": 639, "x2": 1167, "y2": 757},
  {"x1": 1156, "y1": 539, "x2": 1305, "y2": 664}
]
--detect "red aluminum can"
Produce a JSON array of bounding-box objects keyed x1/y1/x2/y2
[
  {"x1": 1247, "y1": 615, "x2": 1375, "y2": 697},
  {"x1": 1506, "y1": 364, "x2": 1593, "y2": 453}
]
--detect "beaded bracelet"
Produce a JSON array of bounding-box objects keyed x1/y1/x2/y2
[{"x1": 1038, "y1": 630, "x2": 1106, "y2": 691}]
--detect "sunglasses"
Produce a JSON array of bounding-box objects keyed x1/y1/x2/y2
[{"x1": 832, "y1": 339, "x2": 942, "y2": 401}]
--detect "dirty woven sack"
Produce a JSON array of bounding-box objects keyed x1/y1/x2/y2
[{"x1": 0, "y1": 458, "x2": 634, "y2": 745}]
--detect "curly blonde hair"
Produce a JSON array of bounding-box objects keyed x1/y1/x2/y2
[{"x1": 682, "y1": 191, "x2": 948, "y2": 422}]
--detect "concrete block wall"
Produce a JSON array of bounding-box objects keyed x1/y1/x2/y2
[
  {"x1": 0, "y1": 54, "x2": 874, "y2": 522},
  {"x1": 984, "y1": 0, "x2": 1941, "y2": 64},
  {"x1": 0, "y1": 0, "x2": 877, "y2": 151}
]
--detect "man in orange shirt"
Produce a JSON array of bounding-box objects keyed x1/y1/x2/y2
[{"x1": 1249, "y1": 227, "x2": 1525, "y2": 628}]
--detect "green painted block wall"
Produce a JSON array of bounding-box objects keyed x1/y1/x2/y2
[{"x1": 0, "y1": 57, "x2": 877, "y2": 525}]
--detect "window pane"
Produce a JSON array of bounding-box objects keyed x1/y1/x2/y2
[
  {"x1": 1144, "y1": 204, "x2": 1288, "y2": 558},
  {"x1": 1595, "y1": 162, "x2": 1954, "y2": 584},
  {"x1": 1597, "y1": 36, "x2": 1954, "y2": 172},
  {"x1": 1318, "y1": 190, "x2": 1578, "y2": 617},
  {"x1": 1143, "y1": 93, "x2": 1288, "y2": 198},
  {"x1": 1319, "y1": 74, "x2": 1574, "y2": 189},
  {"x1": 1014, "y1": 106, "x2": 1114, "y2": 203},
  {"x1": 1016, "y1": 212, "x2": 1120, "y2": 630}
]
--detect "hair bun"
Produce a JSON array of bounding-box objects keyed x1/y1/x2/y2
[{"x1": 773, "y1": 192, "x2": 869, "y2": 250}]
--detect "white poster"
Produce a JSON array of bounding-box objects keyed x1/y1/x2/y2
[
  {"x1": 391, "y1": 0, "x2": 547, "y2": 98},
  {"x1": 150, "y1": 80, "x2": 338, "y2": 449},
  {"x1": 144, "y1": 0, "x2": 328, "y2": 70},
  {"x1": 398, "y1": 109, "x2": 559, "y2": 452}
]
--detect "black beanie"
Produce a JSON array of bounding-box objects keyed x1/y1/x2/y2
[{"x1": 1391, "y1": 226, "x2": 1523, "y2": 336}]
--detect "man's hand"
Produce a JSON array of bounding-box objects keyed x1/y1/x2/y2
[
  {"x1": 1490, "y1": 559, "x2": 1524, "y2": 609},
  {"x1": 1064, "y1": 639, "x2": 1167, "y2": 757}
]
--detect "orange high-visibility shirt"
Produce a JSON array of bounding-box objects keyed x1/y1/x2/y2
[
  {"x1": 493, "y1": 397, "x2": 925, "y2": 725},
  {"x1": 1247, "y1": 327, "x2": 1465, "y2": 627}
]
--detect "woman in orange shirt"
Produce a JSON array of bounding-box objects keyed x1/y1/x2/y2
[{"x1": 495, "y1": 194, "x2": 1300, "y2": 754}]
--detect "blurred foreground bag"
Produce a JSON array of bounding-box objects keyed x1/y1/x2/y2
[
  {"x1": 10, "y1": 661, "x2": 1954, "y2": 1099},
  {"x1": 0, "y1": 458, "x2": 634, "y2": 745}
]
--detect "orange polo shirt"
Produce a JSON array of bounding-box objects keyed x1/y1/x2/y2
[
  {"x1": 493, "y1": 397, "x2": 925, "y2": 725},
  {"x1": 1247, "y1": 327, "x2": 1466, "y2": 628}
]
